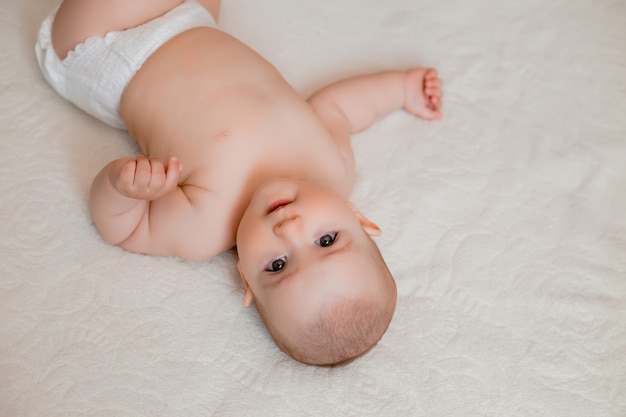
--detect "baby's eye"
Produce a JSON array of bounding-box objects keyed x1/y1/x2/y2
[
  {"x1": 265, "y1": 256, "x2": 287, "y2": 272},
  {"x1": 316, "y1": 233, "x2": 338, "y2": 247}
]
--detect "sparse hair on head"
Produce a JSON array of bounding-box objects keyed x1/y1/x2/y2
[
  {"x1": 287, "y1": 294, "x2": 395, "y2": 366},
  {"x1": 257, "y1": 242, "x2": 397, "y2": 366}
]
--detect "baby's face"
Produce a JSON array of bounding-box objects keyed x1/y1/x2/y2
[{"x1": 236, "y1": 178, "x2": 384, "y2": 341}]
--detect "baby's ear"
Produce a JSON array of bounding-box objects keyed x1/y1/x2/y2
[
  {"x1": 237, "y1": 261, "x2": 255, "y2": 308},
  {"x1": 347, "y1": 202, "x2": 382, "y2": 237}
]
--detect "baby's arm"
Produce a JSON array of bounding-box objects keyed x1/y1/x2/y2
[
  {"x1": 89, "y1": 155, "x2": 182, "y2": 245},
  {"x1": 89, "y1": 156, "x2": 217, "y2": 259},
  {"x1": 308, "y1": 68, "x2": 442, "y2": 134}
]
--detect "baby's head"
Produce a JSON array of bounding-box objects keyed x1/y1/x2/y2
[{"x1": 236, "y1": 178, "x2": 397, "y2": 366}]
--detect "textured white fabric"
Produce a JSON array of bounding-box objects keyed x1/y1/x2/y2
[
  {"x1": 1, "y1": 0, "x2": 625, "y2": 416},
  {"x1": 35, "y1": 0, "x2": 216, "y2": 129}
]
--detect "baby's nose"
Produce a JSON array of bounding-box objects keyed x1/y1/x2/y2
[{"x1": 273, "y1": 215, "x2": 302, "y2": 238}]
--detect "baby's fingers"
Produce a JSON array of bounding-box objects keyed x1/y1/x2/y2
[
  {"x1": 139, "y1": 156, "x2": 176, "y2": 196},
  {"x1": 424, "y1": 68, "x2": 441, "y2": 83},
  {"x1": 429, "y1": 96, "x2": 442, "y2": 112},
  {"x1": 425, "y1": 77, "x2": 442, "y2": 97},
  {"x1": 424, "y1": 71, "x2": 443, "y2": 112},
  {"x1": 114, "y1": 158, "x2": 141, "y2": 192},
  {"x1": 425, "y1": 82, "x2": 442, "y2": 95},
  {"x1": 161, "y1": 157, "x2": 183, "y2": 194},
  {"x1": 133, "y1": 155, "x2": 154, "y2": 190},
  {"x1": 112, "y1": 156, "x2": 176, "y2": 200}
]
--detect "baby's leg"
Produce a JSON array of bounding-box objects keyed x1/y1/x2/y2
[
  {"x1": 196, "y1": 0, "x2": 221, "y2": 21},
  {"x1": 51, "y1": 0, "x2": 185, "y2": 59}
]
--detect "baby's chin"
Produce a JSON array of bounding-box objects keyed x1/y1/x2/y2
[{"x1": 251, "y1": 177, "x2": 303, "y2": 203}]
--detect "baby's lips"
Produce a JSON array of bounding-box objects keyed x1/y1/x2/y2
[{"x1": 266, "y1": 199, "x2": 292, "y2": 215}]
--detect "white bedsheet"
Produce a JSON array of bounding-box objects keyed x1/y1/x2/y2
[{"x1": 1, "y1": 0, "x2": 625, "y2": 416}]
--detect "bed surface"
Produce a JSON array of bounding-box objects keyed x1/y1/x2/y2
[{"x1": 1, "y1": 0, "x2": 625, "y2": 416}]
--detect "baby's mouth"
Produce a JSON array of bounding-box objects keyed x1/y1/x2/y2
[{"x1": 266, "y1": 199, "x2": 292, "y2": 214}]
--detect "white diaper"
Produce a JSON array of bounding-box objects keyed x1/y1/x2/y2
[{"x1": 35, "y1": 0, "x2": 217, "y2": 129}]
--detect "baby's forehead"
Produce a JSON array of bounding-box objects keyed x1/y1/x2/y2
[
  {"x1": 286, "y1": 248, "x2": 383, "y2": 299},
  {"x1": 310, "y1": 242, "x2": 377, "y2": 271}
]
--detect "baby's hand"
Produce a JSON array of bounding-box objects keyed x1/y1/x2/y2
[
  {"x1": 110, "y1": 155, "x2": 182, "y2": 200},
  {"x1": 404, "y1": 68, "x2": 443, "y2": 120}
]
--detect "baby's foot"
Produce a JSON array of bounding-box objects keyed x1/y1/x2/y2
[{"x1": 404, "y1": 68, "x2": 443, "y2": 120}]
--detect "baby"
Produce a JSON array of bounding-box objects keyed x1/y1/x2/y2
[{"x1": 36, "y1": 0, "x2": 443, "y2": 365}]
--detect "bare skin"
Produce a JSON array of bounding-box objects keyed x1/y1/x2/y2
[
  {"x1": 45, "y1": 0, "x2": 442, "y2": 362},
  {"x1": 50, "y1": 0, "x2": 443, "y2": 262}
]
